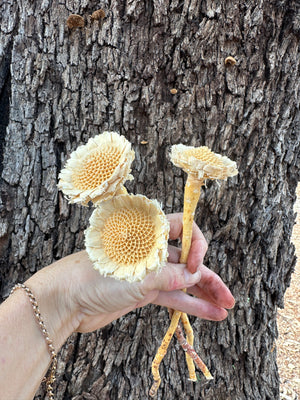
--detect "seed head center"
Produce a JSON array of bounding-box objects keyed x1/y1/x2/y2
[
  {"x1": 101, "y1": 209, "x2": 156, "y2": 265},
  {"x1": 72, "y1": 146, "x2": 121, "y2": 189},
  {"x1": 189, "y1": 147, "x2": 224, "y2": 168}
]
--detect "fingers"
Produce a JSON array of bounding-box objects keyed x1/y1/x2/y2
[
  {"x1": 167, "y1": 213, "x2": 206, "y2": 243},
  {"x1": 187, "y1": 236, "x2": 207, "y2": 273},
  {"x1": 153, "y1": 290, "x2": 228, "y2": 321},
  {"x1": 143, "y1": 253, "x2": 235, "y2": 321},
  {"x1": 168, "y1": 240, "x2": 207, "y2": 274},
  {"x1": 148, "y1": 262, "x2": 234, "y2": 321},
  {"x1": 167, "y1": 245, "x2": 181, "y2": 263},
  {"x1": 165, "y1": 247, "x2": 234, "y2": 310},
  {"x1": 167, "y1": 213, "x2": 208, "y2": 273},
  {"x1": 187, "y1": 265, "x2": 235, "y2": 309},
  {"x1": 168, "y1": 243, "x2": 206, "y2": 275},
  {"x1": 142, "y1": 262, "x2": 201, "y2": 293}
]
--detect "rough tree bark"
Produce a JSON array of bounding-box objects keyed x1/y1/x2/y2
[{"x1": 0, "y1": 0, "x2": 299, "y2": 399}]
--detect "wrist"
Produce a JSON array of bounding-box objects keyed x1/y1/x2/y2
[{"x1": 26, "y1": 261, "x2": 81, "y2": 352}]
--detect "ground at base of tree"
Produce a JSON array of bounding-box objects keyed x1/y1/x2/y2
[{"x1": 277, "y1": 183, "x2": 300, "y2": 400}]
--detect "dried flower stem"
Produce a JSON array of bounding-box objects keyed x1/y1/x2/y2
[
  {"x1": 169, "y1": 309, "x2": 213, "y2": 380},
  {"x1": 149, "y1": 310, "x2": 182, "y2": 397},
  {"x1": 175, "y1": 320, "x2": 213, "y2": 379},
  {"x1": 180, "y1": 309, "x2": 195, "y2": 375},
  {"x1": 177, "y1": 176, "x2": 204, "y2": 380},
  {"x1": 150, "y1": 176, "x2": 204, "y2": 393},
  {"x1": 180, "y1": 176, "x2": 204, "y2": 262}
]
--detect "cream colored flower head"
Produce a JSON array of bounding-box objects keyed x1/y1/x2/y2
[
  {"x1": 85, "y1": 194, "x2": 169, "y2": 282},
  {"x1": 170, "y1": 144, "x2": 238, "y2": 180},
  {"x1": 58, "y1": 132, "x2": 135, "y2": 205}
]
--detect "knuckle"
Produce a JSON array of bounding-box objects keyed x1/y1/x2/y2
[{"x1": 168, "y1": 271, "x2": 185, "y2": 291}]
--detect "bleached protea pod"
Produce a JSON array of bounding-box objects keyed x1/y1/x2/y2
[
  {"x1": 170, "y1": 144, "x2": 238, "y2": 181},
  {"x1": 85, "y1": 194, "x2": 169, "y2": 282},
  {"x1": 58, "y1": 132, "x2": 135, "y2": 206}
]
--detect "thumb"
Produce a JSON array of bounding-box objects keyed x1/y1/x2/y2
[{"x1": 142, "y1": 263, "x2": 201, "y2": 293}]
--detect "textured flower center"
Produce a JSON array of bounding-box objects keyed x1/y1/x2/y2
[
  {"x1": 72, "y1": 146, "x2": 121, "y2": 189},
  {"x1": 101, "y1": 209, "x2": 156, "y2": 265},
  {"x1": 188, "y1": 147, "x2": 224, "y2": 168}
]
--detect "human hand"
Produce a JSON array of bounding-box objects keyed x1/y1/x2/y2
[
  {"x1": 62, "y1": 213, "x2": 234, "y2": 333},
  {"x1": 28, "y1": 213, "x2": 234, "y2": 348}
]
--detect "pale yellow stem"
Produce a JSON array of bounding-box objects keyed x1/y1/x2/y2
[
  {"x1": 169, "y1": 309, "x2": 213, "y2": 380},
  {"x1": 175, "y1": 175, "x2": 204, "y2": 381},
  {"x1": 151, "y1": 176, "x2": 204, "y2": 391},
  {"x1": 180, "y1": 311, "x2": 196, "y2": 379},
  {"x1": 180, "y1": 176, "x2": 204, "y2": 263},
  {"x1": 149, "y1": 310, "x2": 182, "y2": 397}
]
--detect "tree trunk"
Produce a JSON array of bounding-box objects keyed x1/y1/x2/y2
[{"x1": 0, "y1": 0, "x2": 299, "y2": 399}]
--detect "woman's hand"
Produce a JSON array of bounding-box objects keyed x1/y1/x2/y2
[
  {"x1": 28, "y1": 213, "x2": 234, "y2": 347},
  {"x1": 53, "y1": 213, "x2": 235, "y2": 335}
]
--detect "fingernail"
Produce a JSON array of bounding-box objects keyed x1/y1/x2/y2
[{"x1": 184, "y1": 269, "x2": 201, "y2": 285}]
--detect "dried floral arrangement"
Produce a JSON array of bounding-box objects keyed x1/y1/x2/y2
[{"x1": 58, "y1": 131, "x2": 238, "y2": 396}]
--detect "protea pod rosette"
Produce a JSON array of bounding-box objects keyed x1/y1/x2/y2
[
  {"x1": 170, "y1": 144, "x2": 238, "y2": 181},
  {"x1": 58, "y1": 132, "x2": 135, "y2": 205},
  {"x1": 85, "y1": 194, "x2": 169, "y2": 282}
]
